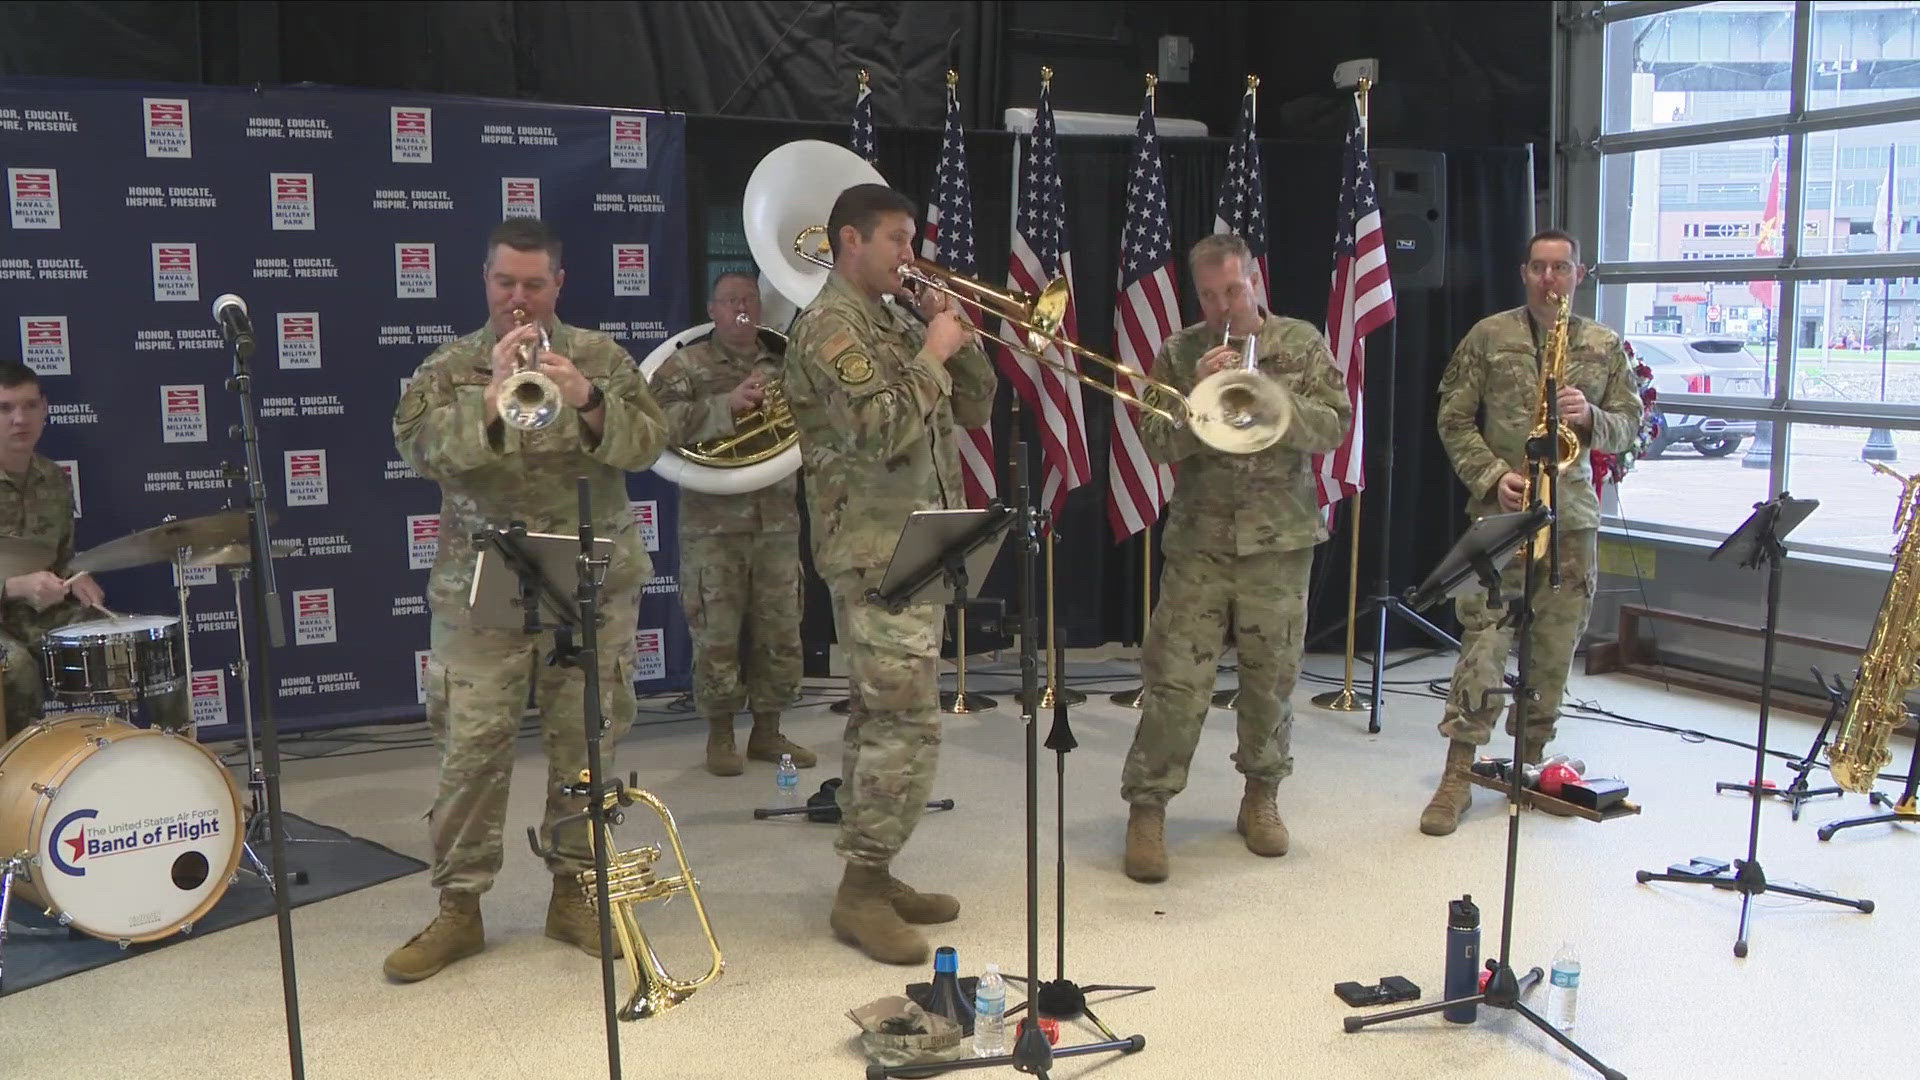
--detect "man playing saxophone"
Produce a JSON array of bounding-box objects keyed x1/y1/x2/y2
[
  {"x1": 1422, "y1": 229, "x2": 1643, "y2": 836},
  {"x1": 647, "y1": 270, "x2": 812, "y2": 777}
]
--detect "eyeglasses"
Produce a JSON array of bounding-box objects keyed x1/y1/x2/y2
[{"x1": 1526, "y1": 261, "x2": 1577, "y2": 277}]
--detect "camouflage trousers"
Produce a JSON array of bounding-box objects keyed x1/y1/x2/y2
[
  {"x1": 422, "y1": 603, "x2": 638, "y2": 895},
  {"x1": 1121, "y1": 546, "x2": 1312, "y2": 807},
  {"x1": 828, "y1": 569, "x2": 942, "y2": 869},
  {"x1": 2, "y1": 619, "x2": 190, "y2": 740},
  {"x1": 1439, "y1": 528, "x2": 1598, "y2": 751},
  {"x1": 681, "y1": 530, "x2": 803, "y2": 718}
]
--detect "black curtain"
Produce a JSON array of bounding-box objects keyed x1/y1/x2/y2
[{"x1": 685, "y1": 115, "x2": 1533, "y2": 667}]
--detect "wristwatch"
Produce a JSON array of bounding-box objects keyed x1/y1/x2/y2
[{"x1": 582, "y1": 383, "x2": 605, "y2": 412}]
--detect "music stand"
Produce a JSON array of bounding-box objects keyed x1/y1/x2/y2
[
  {"x1": 1634, "y1": 494, "x2": 1873, "y2": 955},
  {"x1": 1345, "y1": 505, "x2": 1628, "y2": 1080}
]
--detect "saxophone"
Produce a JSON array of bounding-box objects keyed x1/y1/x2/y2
[
  {"x1": 1829, "y1": 461, "x2": 1920, "y2": 793},
  {"x1": 1521, "y1": 291, "x2": 1584, "y2": 562}
]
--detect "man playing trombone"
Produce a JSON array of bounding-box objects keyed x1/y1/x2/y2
[
  {"x1": 647, "y1": 270, "x2": 813, "y2": 777},
  {"x1": 1120, "y1": 233, "x2": 1351, "y2": 883},
  {"x1": 783, "y1": 183, "x2": 995, "y2": 965}
]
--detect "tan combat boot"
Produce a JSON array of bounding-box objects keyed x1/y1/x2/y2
[
  {"x1": 1420, "y1": 741, "x2": 1478, "y2": 836},
  {"x1": 830, "y1": 863, "x2": 928, "y2": 965},
  {"x1": 545, "y1": 875, "x2": 624, "y2": 958},
  {"x1": 705, "y1": 716, "x2": 744, "y2": 776},
  {"x1": 884, "y1": 873, "x2": 960, "y2": 924},
  {"x1": 746, "y1": 712, "x2": 817, "y2": 767},
  {"x1": 1236, "y1": 778, "x2": 1291, "y2": 856},
  {"x1": 1123, "y1": 803, "x2": 1168, "y2": 883},
  {"x1": 383, "y1": 890, "x2": 484, "y2": 982}
]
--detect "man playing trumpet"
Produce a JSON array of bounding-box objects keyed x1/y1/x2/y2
[{"x1": 647, "y1": 270, "x2": 812, "y2": 776}]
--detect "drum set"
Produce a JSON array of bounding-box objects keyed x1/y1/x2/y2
[{"x1": 0, "y1": 510, "x2": 295, "y2": 984}]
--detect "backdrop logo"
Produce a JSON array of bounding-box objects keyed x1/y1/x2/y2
[
  {"x1": 408, "y1": 514, "x2": 439, "y2": 570},
  {"x1": 278, "y1": 313, "x2": 321, "y2": 369},
  {"x1": 160, "y1": 384, "x2": 208, "y2": 443},
  {"x1": 415, "y1": 650, "x2": 432, "y2": 704},
  {"x1": 57, "y1": 459, "x2": 79, "y2": 518},
  {"x1": 634, "y1": 628, "x2": 665, "y2": 682},
  {"x1": 271, "y1": 172, "x2": 315, "y2": 231},
  {"x1": 631, "y1": 499, "x2": 659, "y2": 552},
  {"x1": 143, "y1": 98, "x2": 192, "y2": 158},
  {"x1": 8, "y1": 168, "x2": 59, "y2": 229},
  {"x1": 395, "y1": 244, "x2": 436, "y2": 299},
  {"x1": 390, "y1": 107, "x2": 433, "y2": 164},
  {"x1": 191, "y1": 671, "x2": 227, "y2": 729},
  {"x1": 285, "y1": 449, "x2": 328, "y2": 506},
  {"x1": 610, "y1": 115, "x2": 649, "y2": 169},
  {"x1": 613, "y1": 244, "x2": 651, "y2": 296},
  {"x1": 294, "y1": 588, "x2": 337, "y2": 645},
  {"x1": 151, "y1": 243, "x2": 200, "y2": 302},
  {"x1": 502, "y1": 177, "x2": 541, "y2": 219},
  {"x1": 20, "y1": 316, "x2": 70, "y2": 375}
]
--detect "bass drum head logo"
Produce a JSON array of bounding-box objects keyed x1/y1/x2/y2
[{"x1": 8, "y1": 167, "x2": 60, "y2": 230}]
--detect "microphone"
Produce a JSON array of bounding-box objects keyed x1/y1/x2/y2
[{"x1": 212, "y1": 293, "x2": 254, "y2": 351}]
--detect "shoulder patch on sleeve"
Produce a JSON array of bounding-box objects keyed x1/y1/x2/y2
[
  {"x1": 395, "y1": 373, "x2": 433, "y2": 425},
  {"x1": 820, "y1": 329, "x2": 874, "y2": 385}
]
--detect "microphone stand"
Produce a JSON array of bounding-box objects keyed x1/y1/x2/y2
[{"x1": 221, "y1": 318, "x2": 305, "y2": 1079}]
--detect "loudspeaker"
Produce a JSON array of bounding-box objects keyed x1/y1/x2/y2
[{"x1": 1371, "y1": 149, "x2": 1447, "y2": 291}]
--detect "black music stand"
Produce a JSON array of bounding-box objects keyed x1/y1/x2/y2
[
  {"x1": 472, "y1": 492, "x2": 624, "y2": 1080},
  {"x1": 1717, "y1": 666, "x2": 1845, "y2": 820},
  {"x1": 1634, "y1": 494, "x2": 1872, "y2": 956},
  {"x1": 1346, "y1": 503, "x2": 1628, "y2": 1080}
]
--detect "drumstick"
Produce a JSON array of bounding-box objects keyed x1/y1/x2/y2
[{"x1": 60, "y1": 572, "x2": 118, "y2": 619}]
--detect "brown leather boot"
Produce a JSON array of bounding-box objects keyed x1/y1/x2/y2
[
  {"x1": 383, "y1": 890, "x2": 484, "y2": 982},
  {"x1": 1420, "y1": 741, "x2": 1478, "y2": 836},
  {"x1": 1236, "y1": 778, "x2": 1290, "y2": 856},
  {"x1": 884, "y1": 874, "x2": 960, "y2": 924},
  {"x1": 830, "y1": 863, "x2": 928, "y2": 965},
  {"x1": 746, "y1": 713, "x2": 817, "y2": 767},
  {"x1": 545, "y1": 875, "x2": 624, "y2": 958},
  {"x1": 1124, "y1": 803, "x2": 1168, "y2": 883},
  {"x1": 705, "y1": 716, "x2": 743, "y2": 776}
]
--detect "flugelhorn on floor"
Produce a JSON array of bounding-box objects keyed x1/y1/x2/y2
[{"x1": 499, "y1": 306, "x2": 564, "y2": 430}]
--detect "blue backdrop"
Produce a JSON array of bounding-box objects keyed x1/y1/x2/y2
[{"x1": 0, "y1": 79, "x2": 692, "y2": 742}]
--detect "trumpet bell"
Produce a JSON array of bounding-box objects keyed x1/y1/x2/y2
[
  {"x1": 1186, "y1": 369, "x2": 1293, "y2": 455},
  {"x1": 499, "y1": 368, "x2": 564, "y2": 430},
  {"x1": 744, "y1": 140, "x2": 888, "y2": 309}
]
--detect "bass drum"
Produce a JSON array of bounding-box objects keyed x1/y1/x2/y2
[
  {"x1": 0, "y1": 715, "x2": 243, "y2": 943},
  {"x1": 639, "y1": 322, "x2": 802, "y2": 495}
]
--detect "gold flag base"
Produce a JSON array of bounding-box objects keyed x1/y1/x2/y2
[
  {"x1": 1211, "y1": 689, "x2": 1238, "y2": 710},
  {"x1": 1310, "y1": 687, "x2": 1373, "y2": 712},
  {"x1": 1108, "y1": 687, "x2": 1146, "y2": 708},
  {"x1": 1017, "y1": 685, "x2": 1087, "y2": 709},
  {"x1": 942, "y1": 690, "x2": 999, "y2": 714}
]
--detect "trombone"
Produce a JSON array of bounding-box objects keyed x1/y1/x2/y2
[{"x1": 790, "y1": 227, "x2": 1282, "y2": 453}]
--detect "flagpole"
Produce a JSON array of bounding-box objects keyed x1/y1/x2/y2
[
  {"x1": 1313, "y1": 78, "x2": 1377, "y2": 713},
  {"x1": 1112, "y1": 71, "x2": 1162, "y2": 711}
]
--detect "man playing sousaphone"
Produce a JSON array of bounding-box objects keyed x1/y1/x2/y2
[{"x1": 647, "y1": 270, "x2": 813, "y2": 776}]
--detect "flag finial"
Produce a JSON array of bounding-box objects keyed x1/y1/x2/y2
[
  {"x1": 1246, "y1": 74, "x2": 1260, "y2": 91},
  {"x1": 1146, "y1": 73, "x2": 1158, "y2": 97},
  {"x1": 858, "y1": 70, "x2": 870, "y2": 88},
  {"x1": 947, "y1": 69, "x2": 958, "y2": 89},
  {"x1": 1042, "y1": 66, "x2": 1054, "y2": 86}
]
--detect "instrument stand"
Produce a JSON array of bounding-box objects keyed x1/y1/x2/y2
[
  {"x1": 219, "y1": 309, "x2": 306, "y2": 1079},
  {"x1": 1817, "y1": 706, "x2": 1920, "y2": 841},
  {"x1": 474, "y1": 500, "x2": 623, "y2": 1079},
  {"x1": 0, "y1": 853, "x2": 22, "y2": 991},
  {"x1": 1714, "y1": 667, "x2": 1844, "y2": 821},
  {"x1": 1634, "y1": 495, "x2": 1872, "y2": 955},
  {"x1": 866, "y1": 439, "x2": 1143, "y2": 1080},
  {"x1": 1347, "y1": 383, "x2": 1627, "y2": 1079}
]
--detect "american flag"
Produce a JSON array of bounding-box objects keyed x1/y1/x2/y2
[
  {"x1": 923, "y1": 74, "x2": 997, "y2": 508},
  {"x1": 1213, "y1": 80, "x2": 1270, "y2": 314},
  {"x1": 1107, "y1": 83, "x2": 1179, "y2": 540},
  {"x1": 1314, "y1": 95, "x2": 1396, "y2": 508},
  {"x1": 850, "y1": 71, "x2": 876, "y2": 164},
  {"x1": 999, "y1": 70, "x2": 1090, "y2": 526}
]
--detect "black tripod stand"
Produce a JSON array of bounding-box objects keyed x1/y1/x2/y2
[
  {"x1": 866, "y1": 438, "x2": 1144, "y2": 1079},
  {"x1": 1634, "y1": 495, "x2": 1872, "y2": 956},
  {"x1": 1817, "y1": 707, "x2": 1920, "y2": 841},
  {"x1": 1715, "y1": 667, "x2": 1844, "y2": 821}
]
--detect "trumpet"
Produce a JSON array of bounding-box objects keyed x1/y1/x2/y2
[{"x1": 498, "y1": 306, "x2": 564, "y2": 430}]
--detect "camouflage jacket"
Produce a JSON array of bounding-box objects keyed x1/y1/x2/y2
[
  {"x1": 1437, "y1": 306, "x2": 1643, "y2": 531},
  {"x1": 783, "y1": 271, "x2": 995, "y2": 579},
  {"x1": 0, "y1": 454, "x2": 80, "y2": 638},
  {"x1": 1140, "y1": 316, "x2": 1353, "y2": 554},
  {"x1": 393, "y1": 320, "x2": 668, "y2": 626},
  {"x1": 647, "y1": 334, "x2": 801, "y2": 536}
]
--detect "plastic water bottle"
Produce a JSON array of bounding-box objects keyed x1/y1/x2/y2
[
  {"x1": 973, "y1": 963, "x2": 1006, "y2": 1057},
  {"x1": 1546, "y1": 942, "x2": 1580, "y2": 1030},
  {"x1": 775, "y1": 754, "x2": 800, "y2": 806}
]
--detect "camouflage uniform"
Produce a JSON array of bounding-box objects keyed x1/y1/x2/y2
[
  {"x1": 647, "y1": 335, "x2": 802, "y2": 719},
  {"x1": 783, "y1": 271, "x2": 995, "y2": 868},
  {"x1": 394, "y1": 319, "x2": 667, "y2": 894},
  {"x1": 1435, "y1": 307, "x2": 1643, "y2": 750},
  {"x1": 1120, "y1": 317, "x2": 1352, "y2": 806}
]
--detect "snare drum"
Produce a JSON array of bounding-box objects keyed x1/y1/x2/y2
[
  {"x1": 0, "y1": 714, "x2": 242, "y2": 943},
  {"x1": 42, "y1": 615, "x2": 186, "y2": 700}
]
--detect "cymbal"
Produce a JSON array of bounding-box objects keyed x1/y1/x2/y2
[
  {"x1": 184, "y1": 537, "x2": 302, "y2": 568},
  {"x1": 0, "y1": 536, "x2": 56, "y2": 579},
  {"x1": 70, "y1": 510, "x2": 277, "y2": 575}
]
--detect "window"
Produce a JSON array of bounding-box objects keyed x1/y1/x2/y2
[{"x1": 1576, "y1": 0, "x2": 1920, "y2": 560}]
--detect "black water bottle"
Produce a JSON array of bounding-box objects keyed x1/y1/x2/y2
[
  {"x1": 927, "y1": 946, "x2": 975, "y2": 1036},
  {"x1": 1443, "y1": 894, "x2": 1480, "y2": 1024}
]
